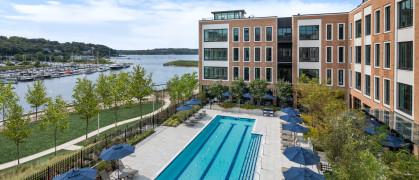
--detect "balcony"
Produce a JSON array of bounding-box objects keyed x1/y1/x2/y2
[
  {"x1": 278, "y1": 36, "x2": 292, "y2": 42},
  {"x1": 278, "y1": 56, "x2": 292, "y2": 62}
]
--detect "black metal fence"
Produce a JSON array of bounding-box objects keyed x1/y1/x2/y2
[{"x1": 25, "y1": 93, "x2": 204, "y2": 180}]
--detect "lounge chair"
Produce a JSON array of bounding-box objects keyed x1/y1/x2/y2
[
  {"x1": 99, "y1": 170, "x2": 111, "y2": 180},
  {"x1": 117, "y1": 160, "x2": 139, "y2": 179}
]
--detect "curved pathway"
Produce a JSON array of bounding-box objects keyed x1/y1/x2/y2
[{"x1": 0, "y1": 98, "x2": 171, "y2": 171}]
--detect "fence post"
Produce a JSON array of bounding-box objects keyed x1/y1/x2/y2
[
  {"x1": 152, "y1": 114, "x2": 155, "y2": 128},
  {"x1": 80, "y1": 150, "x2": 83, "y2": 168},
  {"x1": 124, "y1": 129, "x2": 127, "y2": 142},
  {"x1": 48, "y1": 166, "x2": 50, "y2": 180}
]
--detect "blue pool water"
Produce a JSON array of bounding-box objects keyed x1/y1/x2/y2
[{"x1": 156, "y1": 115, "x2": 261, "y2": 180}]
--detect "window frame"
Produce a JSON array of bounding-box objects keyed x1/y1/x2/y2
[
  {"x1": 384, "y1": 4, "x2": 391, "y2": 33},
  {"x1": 243, "y1": 66, "x2": 250, "y2": 82},
  {"x1": 338, "y1": 69, "x2": 345, "y2": 87},
  {"x1": 349, "y1": 22, "x2": 353, "y2": 40},
  {"x1": 265, "y1": 67, "x2": 273, "y2": 83},
  {"x1": 299, "y1": 47, "x2": 319, "y2": 62},
  {"x1": 349, "y1": 46, "x2": 353, "y2": 64},
  {"x1": 364, "y1": 74, "x2": 371, "y2": 98},
  {"x1": 349, "y1": 70, "x2": 352, "y2": 88},
  {"x1": 355, "y1": 71, "x2": 362, "y2": 92},
  {"x1": 243, "y1": 47, "x2": 250, "y2": 62},
  {"x1": 374, "y1": 76, "x2": 380, "y2": 103},
  {"x1": 254, "y1": 26, "x2": 261, "y2": 42},
  {"x1": 232, "y1": 27, "x2": 240, "y2": 42},
  {"x1": 397, "y1": 82, "x2": 412, "y2": 115},
  {"x1": 326, "y1": 46, "x2": 333, "y2": 63},
  {"x1": 265, "y1": 46, "x2": 273, "y2": 62},
  {"x1": 365, "y1": 14, "x2": 371, "y2": 36},
  {"x1": 383, "y1": 78, "x2": 390, "y2": 107},
  {"x1": 203, "y1": 48, "x2": 228, "y2": 61},
  {"x1": 355, "y1": 20, "x2": 362, "y2": 38},
  {"x1": 365, "y1": 45, "x2": 371, "y2": 66},
  {"x1": 243, "y1": 27, "x2": 250, "y2": 42},
  {"x1": 338, "y1": 46, "x2": 345, "y2": 63},
  {"x1": 203, "y1": 66, "x2": 228, "y2": 80},
  {"x1": 398, "y1": 0, "x2": 413, "y2": 29},
  {"x1": 204, "y1": 29, "x2": 228, "y2": 42},
  {"x1": 355, "y1": 46, "x2": 362, "y2": 64},
  {"x1": 338, "y1": 23, "x2": 345, "y2": 40},
  {"x1": 232, "y1": 66, "x2": 240, "y2": 79},
  {"x1": 265, "y1": 26, "x2": 273, "y2": 42},
  {"x1": 299, "y1": 25, "x2": 319, "y2": 40},
  {"x1": 374, "y1": 43, "x2": 380, "y2": 68},
  {"x1": 374, "y1": 9, "x2": 381, "y2": 35},
  {"x1": 384, "y1": 41, "x2": 391, "y2": 69},
  {"x1": 254, "y1": 67, "x2": 261, "y2": 80},
  {"x1": 254, "y1": 47, "x2": 261, "y2": 62},
  {"x1": 232, "y1": 47, "x2": 240, "y2": 62},
  {"x1": 397, "y1": 41, "x2": 413, "y2": 70},
  {"x1": 326, "y1": 68, "x2": 333, "y2": 86},
  {"x1": 326, "y1": 23, "x2": 333, "y2": 41}
]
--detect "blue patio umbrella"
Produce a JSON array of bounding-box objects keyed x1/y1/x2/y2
[
  {"x1": 243, "y1": 93, "x2": 254, "y2": 99},
  {"x1": 280, "y1": 115, "x2": 303, "y2": 124},
  {"x1": 263, "y1": 94, "x2": 275, "y2": 100},
  {"x1": 176, "y1": 104, "x2": 194, "y2": 111},
  {"x1": 365, "y1": 120, "x2": 380, "y2": 127},
  {"x1": 363, "y1": 126, "x2": 376, "y2": 134},
  {"x1": 280, "y1": 97, "x2": 294, "y2": 101},
  {"x1": 282, "y1": 123, "x2": 309, "y2": 133},
  {"x1": 99, "y1": 144, "x2": 135, "y2": 161},
  {"x1": 382, "y1": 135, "x2": 406, "y2": 148},
  {"x1": 222, "y1": 91, "x2": 232, "y2": 97},
  {"x1": 283, "y1": 147, "x2": 320, "y2": 166},
  {"x1": 186, "y1": 99, "x2": 202, "y2": 105},
  {"x1": 283, "y1": 167, "x2": 325, "y2": 180},
  {"x1": 281, "y1": 107, "x2": 301, "y2": 115},
  {"x1": 53, "y1": 167, "x2": 97, "y2": 180}
]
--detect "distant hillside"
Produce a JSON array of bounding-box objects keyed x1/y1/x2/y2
[{"x1": 118, "y1": 48, "x2": 198, "y2": 55}]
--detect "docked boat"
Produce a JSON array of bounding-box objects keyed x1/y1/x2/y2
[
  {"x1": 19, "y1": 76, "x2": 34, "y2": 82},
  {"x1": 110, "y1": 63, "x2": 124, "y2": 70}
]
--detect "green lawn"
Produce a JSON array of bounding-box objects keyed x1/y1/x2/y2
[
  {"x1": 0, "y1": 101, "x2": 163, "y2": 164},
  {"x1": 164, "y1": 60, "x2": 198, "y2": 67}
]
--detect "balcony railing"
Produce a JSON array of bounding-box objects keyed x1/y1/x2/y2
[
  {"x1": 278, "y1": 56, "x2": 292, "y2": 62},
  {"x1": 278, "y1": 36, "x2": 292, "y2": 42}
]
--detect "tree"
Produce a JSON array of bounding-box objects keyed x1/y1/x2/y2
[
  {"x1": 109, "y1": 71, "x2": 131, "y2": 127},
  {"x1": 1, "y1": 102, "x2": 32, "y2": 164},
  {"x1": 128, "y1": 65, "x2": 155, "y2": 119},
  {"x1": 275, "y1": 78, "x2": 293, "y2": 106},
  {"x1": 39, "y1": 95, "x2": 69, "y2": 155},
  {"x1": 249, "y1": 79, "x2": 269, "y2": 107},
  {"x1": 167, "y1": 74, "x2": 183, "y2": 104},
  {"x1": 25, "y1": 80, "x2": 49, "y2": 122},
  {"x1": 95, "y1": 73, "x2": 112, "y2": 110},
  {"x1": 207, "y1": 80, "x2": 227, "y2": 101},
  {"x1": 72, "y1": 77, "x2": 100, "y2": 139},
  {"x1": 229, "y1": 78, "x2": 246, "y2": 106},
  {"x1": 181, "y1": 72, "x2": 199, "y2": 99},
  {"x1": 0, "y1": 82, "x2": 18, "y2": 123}
]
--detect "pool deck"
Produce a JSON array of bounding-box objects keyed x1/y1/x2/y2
[{"x1": 121, "y1": 106, "x2": 319, "y2": 180}]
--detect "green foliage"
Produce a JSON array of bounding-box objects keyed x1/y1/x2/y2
[
  {"x1": 197, "y1": 91, "x2": 207, "y2": 103},
  {"x1": 229, "y1": 78, "x2": 246, "y2": 106},
  {"x1": 109, "y1": 71, "x2": 131, "y2": 127},
  {"x1": 5, "y1": 60, "x2": 13, "y2": 66},
  {"x1": 382, "y1": 150, "x2": 419, "y2": 180},
  {"x1": 241, "y1": 104, "x2": 257, "y2": 110},
  {"x1": 165, "y1": 60, "x2": 198, "y2": 67},
  {"x1": 219, "y1": 102, "x2": 236, "y2": 109},
  {"x1": 95, "y1": 160, "x2": 112, "y2": 173},
  {"x1": 207, "y1": 80, "x2": 227, "y2": 101},
  {"x1": 128, "y1": 65, "x2": 155, "y2": 119},
  {"x1": 249, "y1": 79, "x2": 269, "y2": 107},
  {"x1": 167, "y1": 74, "x2": 183, "y2": 104},
  {"x1": 34, "y1": 60, "x2": 40, "y2": 68},
  {"x1": 166, "y1": 72, "x2": 199, "y2": 104},
  {"x1": 38, "y1": 95, "x2": 69, "y2": 155},
  {"x1": 335, "y1": 90, "x2": 346, "y2": 100},
  {"x1": 1, "y1": 102, "x2": 32, "y2": 164},
  {"x1": 275, "y1": 79, "x2": 293, "y2": 106},
  {"x1": 25, "y1": 80, "x2": 49, "y2": 121},
  {"x1": 72, "y1": 77, "x2": 100, "y2": 139},
  {"x1": 117, "y1": 48, "x2": 198, "y2": 55},
  {"x1": 94, "y1": 73, "x2": 112, "y2": 110},
  {"x1": 162, "y1": 117, "x2": 182, "y2": 127},
  {"x1": 0, "y1": 82, "x2": 18, "y2": 122},
  {"x1": 127, "y1": 129, "x2": 155, "y2": 145},
  {"x1": 181, "y1": 72, "x2": 199, "y2": 98},
  {"x1": 22, "y1": 61, "x2": 31, "y2": 65}
]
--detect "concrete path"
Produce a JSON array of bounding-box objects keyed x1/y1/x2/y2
[{"x1": 0, "y1": 98, "x2": 170, "y2": 171}]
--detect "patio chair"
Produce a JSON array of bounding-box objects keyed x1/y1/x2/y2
[
  {"x1": 99, "y1": 170, "x2": 111, "y2": 180},
  {"x1": 117, "y1": 160, "x2": 139, "y2": 179}
]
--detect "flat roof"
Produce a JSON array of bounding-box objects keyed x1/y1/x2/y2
[
  {"x1": 292, "y1": 12, "x2": 349, "y2": 17},
  {"x1": 211, "y1": 10, "x2": 246, "y2": 14}
]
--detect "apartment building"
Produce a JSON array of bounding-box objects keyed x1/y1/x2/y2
[{"x1": 198, "y1": 0, "x2": 418, "y2": 154}]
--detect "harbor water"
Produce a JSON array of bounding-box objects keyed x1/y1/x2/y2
[{"x1": 4, "y1": 55, "x2": 198, "y2": 119}]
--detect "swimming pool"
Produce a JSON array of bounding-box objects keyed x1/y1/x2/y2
[{"x1": 156, "y1": 115, "x2": 261, "y2": 180}]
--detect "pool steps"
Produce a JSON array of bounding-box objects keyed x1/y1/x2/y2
[{"x1": 239, "y1": 134, "x2": 262, "y2": 180}]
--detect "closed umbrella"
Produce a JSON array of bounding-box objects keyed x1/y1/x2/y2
[
  {"x1": 186, "y1": 99, "x2": 202, "y2": 105},
  {"x1": 283, "y1": 167, "x2": 325, "y2": 180},
  {"x1": 282, "y1": 123, "x2": 309, "y2": 133},
  {"x1": 281, "y1": 107, "x2": 301, "y2": 115},
  {"x1": 243, "y1": 93, "x2": 254, "y2": 99},
  {"x1": 263, "y1": 94, "x2": 275, "y2": 100},
  {"x1": 382, "y1": 135, "x2": 406, "y2": 148},
  {"x1": 53, "y1": 167, "x2": 97, "y2": 180},
  {"x1": 176, "y1": 104, "x2": 194, "y2": 111},
  {"x1": 283, "y1": 147, "x2": 320, "y2": 166},
  {"x1": 281, "y1": 115, "x2": 303, "y2": 124},
  {"x1": 222, "y1": 91, "x2": 232, "y2": 97}
]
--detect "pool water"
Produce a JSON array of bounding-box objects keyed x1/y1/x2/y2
[{"x1": 156, "y1": 115, "x2": 261, "y2": 180}]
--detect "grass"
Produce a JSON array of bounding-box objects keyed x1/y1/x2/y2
[
  {"x1": 0, "y1": 101, "x2": 163, "y2": 164},
  {"x1": 164, "y1": 60, "x2": 198, "y2": 67}
]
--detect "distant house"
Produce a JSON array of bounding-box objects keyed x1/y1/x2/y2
[{"x1": 71, "y1": 55, "x2": 91, "y2": 61}]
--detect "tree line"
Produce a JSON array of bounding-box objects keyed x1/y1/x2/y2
[
  {"x1": 117, "y1": 48, "x2": 198, "y2": 55},
  {"x1": 0, "y1": 65, "x2": 154, "y2": 164}
]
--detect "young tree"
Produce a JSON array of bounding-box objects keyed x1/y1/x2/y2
[
  {"x1": 249, "y1": 79, "x2": 269, "y2": 107},
  {"x1": 229, "y1": 78, "x2": 246, "y2": 106},
  {"x1": 72, "y1": 77, "x2": 100, "y2": 139},
  {"x1": 95, "y1": 73, "x2": 112, "y2": 109},
  {"x1": 167, "y1": 74, "x2": 184, "y2": 104},
  {"x1": 0, "y1": 82, "x2": 18, "y2": 123},
  {"x1": 275, "y1": 79, "x2": 293, "y2": 107},
  {"x1": 181, "y1": 72, "x2": 199, "y2": 99},
  {"x1": 128, "y1": 65, "x2": 155, "y2": 119},
  {"x1": 207, "y1": 80, "x2": 227, "y2": 101},
  {"x1": 25, "y1": 80, "x2": 49, "y2": 121},
  {"x1": 39, "y1": 95, "x2": 69, "y2": 155},
  {"x1": 1, "y1": 102, "x2": 32, "y2": 164},
  {"x1": 109, "y1": 71, "x2": 131, "y2": 127}
]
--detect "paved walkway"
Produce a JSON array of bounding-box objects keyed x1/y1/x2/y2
[
  {"x1": 0, "y1": 98, "x2": 170, "y2": 171},
  {"x1": 121, "y1": 107, "x2": 318, "y2": 180}
]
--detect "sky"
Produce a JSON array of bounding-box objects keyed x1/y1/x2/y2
[{"x1": 0, "y1": 0, "x2": 360, "y2": 50}]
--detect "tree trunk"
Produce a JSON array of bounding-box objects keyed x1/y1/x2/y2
[
  {"x1": 140, "y1": 100, "x2": 143, "y2": 119},
  {"x1": 237, "y1": 97, "x2": 241, "y2": 107},
  {"x1": 54, "y1": 126, "x2": 57, "y2": 156},
  {"x1": 17, "y1": 141, "x2": 20, "y2": 165},
  {"x1": 35, "y1": 106, "x2": 38, "y2": 121},
  {"x1": 115, "y1": 108, "x2": 118, "y2": 128},
  {"x1": 86, "y1": 117, "x2": 89, "y2": 139}
]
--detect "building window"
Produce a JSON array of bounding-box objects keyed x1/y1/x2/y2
[
  {"x1": 349, "y1": 70, "x2": 352, "y2": 88},
  {"x1": 365, "y1": 74, "x2": 371, "y2": 96},
  {"x1": 254, "y1": 27, "x2": 261, "y2": 42},
  {"x1": 254, "y1": 67, "x2": 261, "y2": 79},
  {"x1": 326, "y1": 69, "x2": 332, "y2": 86},
  {"x1": 266, "y1": 67, "x2": 272, "y2": 82},
  {"x1": 374, "y1": 44, "x2": 380, "y2": 67},
  {"x1": 278, "y1": 27, "x2": 291, "y2": 41},
  {"x1": 204, "y1": 48, "x2": 227, "y2": 61},
  {"x1": 204, "y1": 29, "x2": 228, "y2": 42},
  {"x1": 384, "y1": 79, "x2": 390, "y2": 105},
  {"x1": 299, "y1": 47, "x2": 319, "y2": 62},
  {"x1": 244, "y1": 67, "x2": 250, "y2": 81},
  {"x1": 384, "y1": 42, "x2": 390, "y2": 68},
  {"x1": 233, "y1": 67, "x2": 239, "y2": 79},
  {"x1": 204, "y1": 66, "x2": 228, "y2": 80},
  {"x1": 254, "y1": 47, "x2": 261, "y2": 62},
  {"x1": 398, "y1": 41, "x2": 413, "y2": 70},
  {"x1": 385, "y1": 6, "x2": 391, "y2": 32},
  {"x1": 375, "y1": 77, "x2": 380, "y2": 101},
  {"x1": 299, "y1": 69, "x2": 319, "y2": 79},
  {"x1": 278, "y1": 48, "x2": 292, "y2": 62},
  {"x1": 350, "y1": 22, "x2": 353, "y2": 39},
  {"x1": 355, "y1": 46, "x2": 362, "y2": 63},
  {"x1": 266, "y1": 47, "x2": 272, "y2": 62},
  {"x1": 375, "y1": 10, "x2": 380, "y2": 34},
  {"x1": 365, "y1": 45, "x2": 371, "y2": 65},
  {"x1": 244, "y1": 47, "x2": 250, "y2": 62},
  {"x1": 355, "y1": 72, "x2": 361, "y2": 91},
  {"x1": 233, "y1": 28, "x2": 239, "y2": 42},
  {"x1": 338, "y1": 46, "x2": 344, "y2": 63},
  {"x1": 349, "y1": 46, "x2": 352, "y2": 64},
  {"x1": 338, "y1": 24, "x2": 344, "y2": 40},
  {"x1": 354, "y1": 97, "x2": 361, "y2": 109},
  {"x1": 397, "y1": 83, "x2": 412, "y2": 115},
  {"x1": 233, "y1": 47, "x2": 239, "y2": 62},
  {"x1": 266, "y1": 27, "x2": 273, "y2": 41},
  {"x1": 326, "y1": 46, "x2": 332, "y2": 63},
  {"x1": 214, "y1": 12, "x2": 240, "y2": 20},
  {"x1": 356, "y1": 20, "x2": 362, "y2": 38},
  {"x1": 244, "y1": 28, "x2": 250, "y2": 42},
  {"x1": 338, "y1": 69, "x2": 344, "y2": 86},
  {"x1": 299, "y1": 25, "x2": 319, "y2": 40},
  {"x1": 365, "y1": 14, "x2": 371, "y2": 35},
  {"x1": 398, "y1": 0, "x2": 413, "y2": 28},
  {"x1": 326, "y1": 24, "x2": 332, "y2": 40}
]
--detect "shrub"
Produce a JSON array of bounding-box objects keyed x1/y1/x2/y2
[
  {"x1": 259, "y1": 105, "x2": 277, "y2": 111},
  {"x1": 95, "y1": 160, "x2": 111, "y2": 173},
  {"x1": 127, "y1": 129, "x2": 155, "y2": 145},
  {"x1": 163, "y1": 117, "x2": 182, "y2": 127},
  {"x1": 219, "y1": 102, "x2": 236, "y2": 109},
  {"x1": 241, "y1": 104, "x2": 257, "y2": 109}
]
